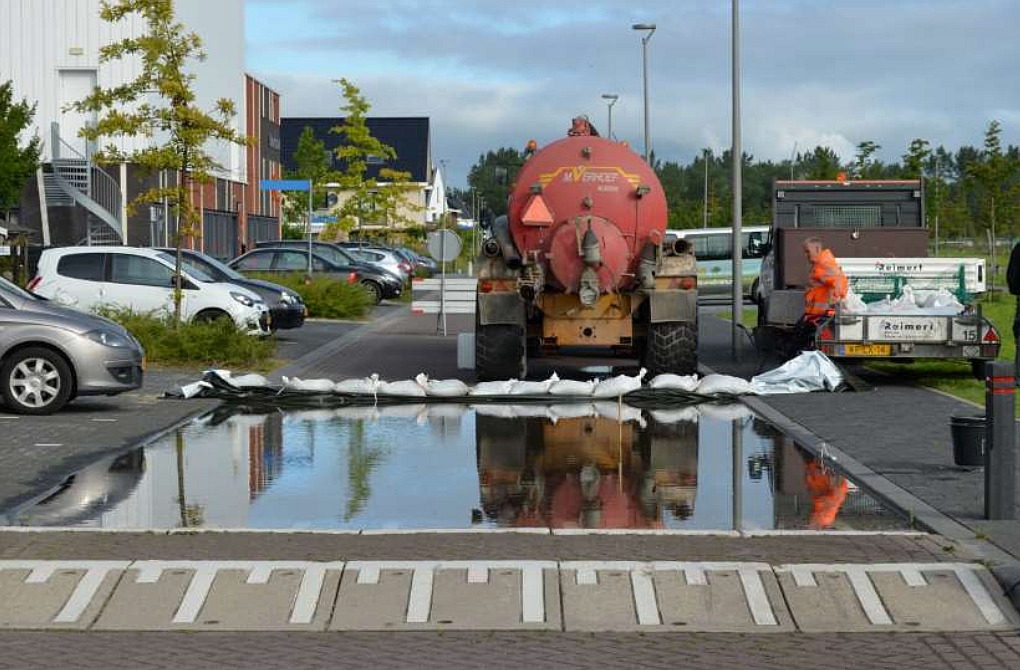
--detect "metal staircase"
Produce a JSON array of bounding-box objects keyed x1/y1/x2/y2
[{"x1": 43, "y1": 123, "x2": 125, "y2": 245}]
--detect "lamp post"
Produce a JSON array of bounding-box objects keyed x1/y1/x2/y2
[
  {"x1": 731, "y1": 0, "x2": 742, "y2": 360},
  {"x1": 601, "y1": 93, "x2": 619, "y2": 139},
  {"x1": 632, "y1": 23, "x2": 656, "y2": 163},
  {"x1": 703, "y1": 149, "x2": 710, "y2": 228}
]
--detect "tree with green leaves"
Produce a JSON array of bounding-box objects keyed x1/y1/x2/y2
[
  {"x1": 0, "y1": 80, "x2": 42, "y2": 226},
  {"x1": 853, "y1": 141, "x2": 882, "y2": 179},
  {"x1": 902, "y1": 138, "x2": 931, "y2": 179},
  {"x1": 467, "y1": 147, "x2": 527, "y2": 218},
  {"x1": 71, "y1": 0, "x2": 250, "y2": 325},
  {"x1": 801, "y1": 146, "x2": 844, "y2": 180},
  {"x1": 283, "y1": 125, "x2": 331, "y2": 233},
  {"x1": 327, "y1": 79, "x2": 418, "y2": 235},
  {"x1": 966, "y1": 120, "x2": 1017, "y2": 242}
]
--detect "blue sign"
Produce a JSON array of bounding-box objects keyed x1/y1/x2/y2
[
  {"x1": 311, "y1": 215, "x2": 338, "y2": 224},
  {"x1": 259, "y1": 179, "x2": 312, "y2": 192}
]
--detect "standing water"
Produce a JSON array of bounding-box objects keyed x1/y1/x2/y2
[{"x1": 8, "y1": 403, "x2": 909, "y2": 531}]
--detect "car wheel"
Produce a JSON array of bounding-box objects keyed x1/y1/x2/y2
[
  {"x1": 1, "y1": 347, "x2": 74, "y2": 415},
  {"x1": 193, "y1": 309, "x2": 230, "y2": 324},
  {"x1": 361, "y1": 280, "x2": 382, "y2": 304}
]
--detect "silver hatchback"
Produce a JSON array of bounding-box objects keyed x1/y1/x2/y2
[{"x1": 0, "y1": 276, "x2": 144, "y2": 415}]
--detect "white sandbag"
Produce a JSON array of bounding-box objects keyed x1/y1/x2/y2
[
  {"x1": 548, "y1": 403, "x2": 595, "y2": 420},
  {"x1": 508, "y1": 404, "x2": 554, "y2": 419},
  {"x1": 229, "y1": 373, "x2": 271, "y2": 388},
  {"x1": 840, "y1": 286, "x2": 868, "y2": 315},
  {"x1": 282, "y1": 376, "x2": 336, "y2": 393},
  {"x1": 649, "y1": 406, "x2": 700, "y2": 424},
  {"x1": 416, "y1": 373, "x2": 470, "y2": 397},
  {"x1": 180, "y1": 381, "x2": 212, "y2": 398},
  {"x1": 591, "y1": 368, "x2": 647, "y2": 399},
  {"x1": 508, "y1": 373, "x2": 560, "y2": 395},
  {"x1": 648, "y1": 373, "x2": 699, "y2": 392},
  {"x1": 334, "y1": 373, "x2": 381, "y2": 395},
  {"x1": 917, "y1": 288, "x2": 965, "y2": 315},
  {"x1": 593, "y1": 401, "x2": 646, "y2": 426},
  {"x1": 548, "y1": 379, "x2": 597, "y2": 397},
  {"x1": 697, "y1": 402, "x2": 753, "y2": 421},
  {"x1": 696, "y1": 374, "x2": 754, "y2": 396},
  {"x1": 377, "y1": 379, "x2": 427, "y2": 397},
  {"x1": 472, "y1": 404, "x2": 517, "y2": 419},
  {"x1": 469, "y1": 379, "x2": 517, "y2": 396},
  {"x1": 751, "y1": 350, "x2": 843, "y2": 395}
]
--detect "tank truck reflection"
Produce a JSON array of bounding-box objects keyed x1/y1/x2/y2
[{"x1": 475, "y1": 412, "x2": 699, "y2": 529}]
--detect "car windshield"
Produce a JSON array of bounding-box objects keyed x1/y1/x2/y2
[
  {"x1": 0, "y1": 276, "x2": 36, "y2": 301},
  {"x1": 189, "y1": 252, "x2": 245, "y2": 281},
  {"x1": 155, "y1": 252, "x2": 216, "y2": 283}
]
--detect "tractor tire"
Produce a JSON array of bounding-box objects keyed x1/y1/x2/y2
[
  {"x1": 476, "y1": 323, "x2": 526, "y2": 381},
  {"x1": 643, "y1": 322, "x2": 698, "y2": 377}
]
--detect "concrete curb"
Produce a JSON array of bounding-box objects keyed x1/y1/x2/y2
[{"x1": 698, "y1": 359, "x2": 1020, "y2": 613}]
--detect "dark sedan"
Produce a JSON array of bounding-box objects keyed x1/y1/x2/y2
[
  {"x1": 255, "y1": 240, "x2": 404, "y2": 299},
  {"x1": 229, "y1": 247, "x2": 399, "y2": 304},
  {"x1": 158, "y1": 248, "x2": 307, "y2": 330}
]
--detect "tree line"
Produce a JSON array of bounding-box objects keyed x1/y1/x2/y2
[{"x1": 464, "y1": 120, "x2": 1020, "y2": 241}]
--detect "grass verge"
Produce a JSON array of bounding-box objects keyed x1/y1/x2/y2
[
  {"x1": 716, "y1": 308, "x2": 758, "y2": 329},
  {"x1": 99, "y1": 309, "x2": 277, "y2": 370},
  {"x1": 251, "y1": 273, "x2": 374, "y2": 319}
]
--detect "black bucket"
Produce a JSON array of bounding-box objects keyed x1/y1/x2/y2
[{"x1": 949, "y1": 415, "x2": 986, "y2": 467}]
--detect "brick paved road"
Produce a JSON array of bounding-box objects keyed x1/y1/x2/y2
[{"x1": 1, "y1": 631, "x2": 1018, "y2": 670}]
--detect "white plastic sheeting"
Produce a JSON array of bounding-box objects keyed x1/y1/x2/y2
[{"x1": 751, "y1": 351, "x2": 844, "y2": 395}]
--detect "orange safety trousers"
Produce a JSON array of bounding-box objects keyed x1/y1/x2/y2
[{"x1": 805, "y1": 249, "x2": 849, "y2": 317}]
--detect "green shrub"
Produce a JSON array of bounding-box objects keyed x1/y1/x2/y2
[
  {"x1": 251, "y1": 273, "x2": 373, "y2": 319},
  {"x1": 97, "y1": 308, "x2": 276, "y2": 369}
]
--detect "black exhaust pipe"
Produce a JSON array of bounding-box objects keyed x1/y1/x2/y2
[{"x1": 490, "y1": 215, "x2": 522, "y2": 269}]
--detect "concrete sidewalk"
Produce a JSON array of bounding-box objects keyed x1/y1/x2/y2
[{"x1": 698, "y1": 314, "x2": 1020, "y2": 563}]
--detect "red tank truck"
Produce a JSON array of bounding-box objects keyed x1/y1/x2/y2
[{"x1": 475, "y1": 117, "x2": 698, "y2": 380}]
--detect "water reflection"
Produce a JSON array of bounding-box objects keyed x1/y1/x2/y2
[{"x1": 9, "y1": 404, "x2": 908, "y2": 531}]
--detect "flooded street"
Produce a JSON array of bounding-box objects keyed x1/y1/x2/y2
[{"x1": 10, "y1": 404, "x2": 908, "y2": 531}]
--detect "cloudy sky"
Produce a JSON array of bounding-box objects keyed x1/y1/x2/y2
[{"x1": 246, "y1": 0, "x2": 1020, "y2": 187}]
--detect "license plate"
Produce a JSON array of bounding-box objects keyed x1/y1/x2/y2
[{"x1": 842, "y1": 344, "x2": 891, "y2": 356}]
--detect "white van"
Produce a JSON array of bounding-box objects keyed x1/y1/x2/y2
[{"x1": 31, "y1": 247, "x2": 270, "y2": 335}]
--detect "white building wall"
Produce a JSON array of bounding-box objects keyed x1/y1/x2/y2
[{"x1": 0, "y1": 0, "x2": 245, "y2": 181}]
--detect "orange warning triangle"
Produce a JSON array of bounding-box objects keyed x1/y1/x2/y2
[{"x1": 521, "y1": 194, "x2": 555, "y2": 226}]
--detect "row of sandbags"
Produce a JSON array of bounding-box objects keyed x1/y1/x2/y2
[
  {"x1": 841, "y1": 285, "x2": 965, "y2": 316},
  {"x1": 272, "y1": 398, "x2": 753, "y2": 427}
]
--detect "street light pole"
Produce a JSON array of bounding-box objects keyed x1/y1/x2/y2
[
  {"x1": 731, "y1": 0, "x2": 742, "y2": 361},
  {"x1": 632, "y1": 24, "x2": 656, "y2": 163},
  {"x1": 601, "y1": 93, "x2": 619, "y2": 139}
]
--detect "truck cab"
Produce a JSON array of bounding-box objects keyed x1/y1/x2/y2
[{"x1": 756, "y1": 179, "x2": 999, "y2": 374}]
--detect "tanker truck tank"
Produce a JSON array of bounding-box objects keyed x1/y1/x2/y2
[{"x1": 474, "y1": 116, "x2": 698, "y2": 381}]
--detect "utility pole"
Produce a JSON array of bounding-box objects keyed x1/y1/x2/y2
[
  {"x1": 934, "y1": 153, "x2": 941, "y2": 257},
  {"x1": 601, "y1": 93, "x2": 619, "y2": 139},
  {"x1": 790, "y1": 141, "x2": 798, "y2": 180},
  {"x1": 731, "y1": 0, "x2": 742, "y2": 360}
]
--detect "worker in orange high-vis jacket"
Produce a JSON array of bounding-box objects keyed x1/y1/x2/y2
[
  {"x1": 803, "y1": 237, "x2": 848, "y2": 318},
  {"x1": 788, "y1": 237, "x2": 849, "y2": 357}
]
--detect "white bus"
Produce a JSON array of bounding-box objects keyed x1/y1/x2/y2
[{"x1": 665, "y1": 226, "x2": 770, "y2": 298}]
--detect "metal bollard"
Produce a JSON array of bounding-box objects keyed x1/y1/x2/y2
[{"x1": 985, "y1": 360, "x2": 1017, "y2": 520}]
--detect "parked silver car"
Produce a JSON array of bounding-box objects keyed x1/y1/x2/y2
[{"x1": 0, "y1": 276, "x2": 144, "y2": 415}]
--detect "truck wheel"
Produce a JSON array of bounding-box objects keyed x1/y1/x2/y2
[
  {"x1": 643, "y1": 322, "x2": 697, "y2": 376},
  {"x1": 476, "y1": 323, "x2": 526, "y2": 381}
]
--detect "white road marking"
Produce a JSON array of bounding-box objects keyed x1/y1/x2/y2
[
  {"x1": 128, "y1": 560, "x2": 345, "y2": 625},
  {"x1": 0, "y1": 561, "x2": 130, "y2": 624},
  {"x1": 467, "y1": 566, "x2": 488, "y2": 584},
  {"x1": 521, "y1": 565, "x2": 546, "y2": 623},
  {"x1": 406, "y1": 567, "x2": 434, "y2": 623},
  {"x1": 738, "y1": 567, "x2": 778, "y2": 626},
  {"x1": 775, "y1": 563, "x2": 1008, "y2": 628},
  {"x1": 630, "y1": 569, "x2": 661, "y2": 626}
]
